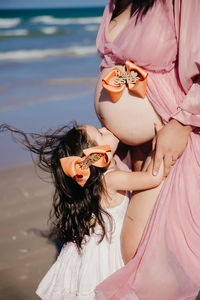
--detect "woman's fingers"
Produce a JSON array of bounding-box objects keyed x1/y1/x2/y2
[
  {"x1": 171, "y1": 154, "x2": 179, "y2": 166},
  {"x1": 152, "y1": 137, "x2": 156, "y2": 151},
  {"x1": 153, "y1": 151, "x2": 179, "y2": 176},
  {"x1": 151, "y1": 119, "x2": 192, "y2": 177},
  {"x1": 154, "y1": 122, "x2": 163, "y2": 134},
  {"x1": 153, "y1": 150, "x2": 163, "y2": 176},
  {"x1": 163, "y1": 155, "x2": 173, "y2": 177},
  {"x1": 154, "y1": 153, "x2": 175, "y2": 177}
]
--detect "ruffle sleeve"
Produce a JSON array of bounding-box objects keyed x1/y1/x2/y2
[{"x1": 171, "y1": 0, "x2": 200, "y2": 127}]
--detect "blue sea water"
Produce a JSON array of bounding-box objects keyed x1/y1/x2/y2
[
  {"x1": 0, "y1": 7, "x2": 105, "y2": 167},
  {"x1": 0, "y1": 7, "x2": 104, "y2": 53}
]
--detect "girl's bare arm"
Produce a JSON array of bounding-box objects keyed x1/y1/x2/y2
[{"x1": 107, "y1": 154, "x2": 163, "y2": 192}]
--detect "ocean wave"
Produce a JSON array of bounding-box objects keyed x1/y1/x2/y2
[
  {"x1": 0, "y1": 18, "x2": 21, "y2": 29},
  {"x1": 0, "y1": 29, "x2": 28, "y2": 37},
  {"x1": 39, "y1": 27, "x2": 58, "y2": 35},
  {"x1": 31, "y1": 15, "x2": 102, "y2": 25},
  {"x1": 84, "y1": 25, "x2": 99, "y2": 32},
  {"x1": 0, "y1": 46, "x2": 97, "y2": 61}
]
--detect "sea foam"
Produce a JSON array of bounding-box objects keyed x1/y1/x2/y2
[
  {"x1": 0, "y1": 46, "x2": 97, "y2": 61},
  {"x1": 0, "y1": 29, "x2": 28, "y2": 37},
  {"x1": 0, "y1": 18, "x2": 21, "y2": 29},
  {"x1": 31, "y1": 16, "x2": 102, "y2": 25},
  {"x1": 39, "y1": 27, "x2": 57, "y2": 35},
  {"x1": 84, "y1": 25, "x2": 99, "y2": 32}
]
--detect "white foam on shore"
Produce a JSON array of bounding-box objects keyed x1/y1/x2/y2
[
  {"x1": 31, "y1": 15, "x2": 102, "y2": 25},
  {"x1": 0, "y1": 29, "x2": 28, "y2": 37},
  {"x1": 0, "y1": 46, "x2": 97, "y2": 61},
  {"x1": 39, "y1": 27, "x2": 57, "y2": 35},
  {"x1": 0, "y1": 18, "x2": 21, "y2": 29},
  {"x1": 84, "y1": 25, "x2": 99, "y2": 32}
]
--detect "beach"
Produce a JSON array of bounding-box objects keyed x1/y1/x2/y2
[
  {"x1": 0, "y1": 6, "x2": 102, "y2": 299},
  {"x1": 1, "y1": 6, "x2": 200, "y2": 300},
  {"x1": 0, "y1": 163, "x2": 56, "y2": 300}
]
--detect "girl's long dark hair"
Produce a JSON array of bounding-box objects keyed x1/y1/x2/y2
[
  {"x1": 1, "y1": 123, "x2": 110, "y2": 250},
  {"x1": 111, "y1": 0, "x2": 158, "y2": 21}
]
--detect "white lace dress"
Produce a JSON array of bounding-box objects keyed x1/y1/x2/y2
[{"x1": 36, "y1": 191, "x2": 129, "y2": 300}]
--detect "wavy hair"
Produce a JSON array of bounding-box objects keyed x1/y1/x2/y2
[
  {"x1": 111, "y1": 0, "x2": 159, "y2": 22},
  {"x1": 0, "y1": 123, "x2": 111, "y2": 250}
]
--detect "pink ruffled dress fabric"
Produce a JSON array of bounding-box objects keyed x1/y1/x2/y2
[{"x1": 95, "y1": 0, "x2": 200, "y2": 299}]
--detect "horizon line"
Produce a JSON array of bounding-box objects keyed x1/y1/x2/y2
[{"x1": 0, "y1": 6, "x2": 105, "y2": 10}]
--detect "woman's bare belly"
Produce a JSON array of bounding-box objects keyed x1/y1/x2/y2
[{"x1": 94, "y1": 66, "x2": 162, "y2": 146}]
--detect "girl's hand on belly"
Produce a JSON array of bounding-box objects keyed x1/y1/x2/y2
[{"x1": 152, "y1": 119, "x2": 193, "y2": 177}]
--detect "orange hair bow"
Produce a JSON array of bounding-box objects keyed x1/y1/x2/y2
[
  {"x1": 102, "y1": 60, "x2": 148, "y2": 103},
  {"x1": 60, "y1": 145, "x2": 112, "y2": 187}
]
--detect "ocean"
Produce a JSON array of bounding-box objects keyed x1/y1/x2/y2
[{"x1": 0, "y1": 7, "x2": 105, "y2": 167}]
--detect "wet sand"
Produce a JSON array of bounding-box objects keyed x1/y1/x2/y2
[{"x1": 0, "y1": 163, "x2": 57, "y2": 300}]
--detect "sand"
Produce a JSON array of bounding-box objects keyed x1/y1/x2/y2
[
  {"x1": 0, "y1": 163, "x2": 200, "y2": 300},
  {"x1": 0, "y1": 163, "x2": 57, "y2": 300}
]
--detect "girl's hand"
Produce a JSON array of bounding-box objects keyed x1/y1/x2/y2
[{"x1": 152, "y1": 119, "x2": 193, "y2": 177}]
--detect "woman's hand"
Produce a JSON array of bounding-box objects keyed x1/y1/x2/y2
[
  {"x1": 152, "y1": 119, "x2": 193, "y2": 177},
  {"x1": 146, "y1": 151, "x2": 164, "y2": 186}
]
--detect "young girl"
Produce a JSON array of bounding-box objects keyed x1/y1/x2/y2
[{"x1": 1, "y1": 123, "x2": 163, "y2": 300}]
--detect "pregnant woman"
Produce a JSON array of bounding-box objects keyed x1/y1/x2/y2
[{"x1": 94, "y1": 1, "x2": 200, "y2": 299}]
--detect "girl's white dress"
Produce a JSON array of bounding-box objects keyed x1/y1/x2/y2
[{"x1": 36, "y1": 190, "x2": 129, "y2": 300}]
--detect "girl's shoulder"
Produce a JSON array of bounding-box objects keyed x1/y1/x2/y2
[
  {"x1": 103, "y1": 168, "x2": 116, "y2": 177},
  {"x1": 102, "y1": 167, "x2": 121, "y2": 191},
  {"x1": 102, "y1": 168, "x2": 128, "y2": 209}
]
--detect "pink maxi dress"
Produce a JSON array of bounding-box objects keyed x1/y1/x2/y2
[{"x1": 95, "y1": 1, "x2": 200, "y2": 299}]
